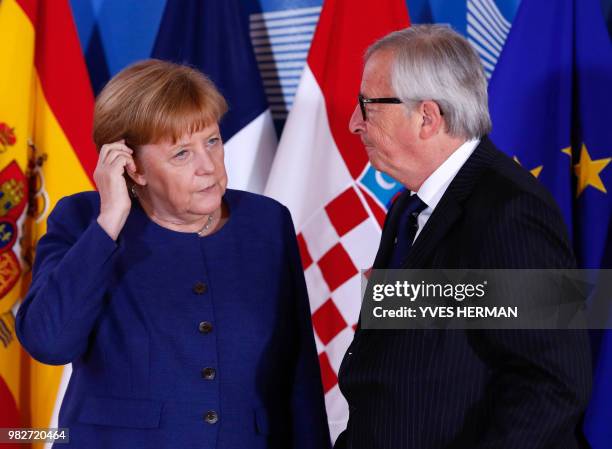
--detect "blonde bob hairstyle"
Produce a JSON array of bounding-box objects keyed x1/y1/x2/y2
[{"x1": 93, "y1": 59, "x2": 228, "y2": 150}]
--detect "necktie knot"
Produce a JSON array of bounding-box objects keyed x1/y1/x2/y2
[{"x1": 405, "y1": 194, "x2": 427, "y2": 217}]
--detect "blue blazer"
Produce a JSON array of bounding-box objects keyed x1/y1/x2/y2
[{"x1": 17, "y1": 189, "x2": 331, "y2": 449}]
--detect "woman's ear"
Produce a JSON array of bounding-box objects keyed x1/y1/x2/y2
[{"x1": 125, "y1": 160, "x2": 147, "y2": 186}]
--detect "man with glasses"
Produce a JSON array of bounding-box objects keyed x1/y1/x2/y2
[{"x1": 334, "y1": 24, "x2": 591, "y2": 449}]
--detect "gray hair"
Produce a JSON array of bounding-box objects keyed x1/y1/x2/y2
[{"x1": 366, "y1": 24, "x2": 491, "y2": 139}]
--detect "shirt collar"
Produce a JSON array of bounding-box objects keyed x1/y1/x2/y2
[{"x1": 415, "y1": 138, "x2": 480, "y2": 211}]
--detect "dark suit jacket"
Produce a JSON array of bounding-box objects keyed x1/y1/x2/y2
[{"x1": 334, "y1": 138, "x2": 592, "y2": 449}]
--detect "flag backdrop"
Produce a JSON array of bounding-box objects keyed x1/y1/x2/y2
[
  {"x1": 487, "y1": 0, "x2": 612, "y2": 446},
  {"x1": 265, "y1": 0, "x2": 409, "y2": 440},
  {"x1": 0, "y1": 0, "x2": 97, "y2": 446},
  {"x1": 151, "y1": 0, "x2": 277, "y2": 194},
  {"x1": 4, "y1": 0, "x2": 612, "y2": 444},
  {"x1": 0, "y1": 0, "x2": 277, "y2": 445}
]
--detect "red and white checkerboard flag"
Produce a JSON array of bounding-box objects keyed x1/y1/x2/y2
[{"x1": 265, "y1": 0, "x2": 409, "y2": 441}]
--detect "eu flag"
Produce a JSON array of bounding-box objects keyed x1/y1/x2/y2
[{"x1": 488, "y1": 0, "x2": 612, "y2": 446}]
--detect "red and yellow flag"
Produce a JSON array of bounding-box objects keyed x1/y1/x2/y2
[{"x1": 0, "y1": 0, "x2": 96, "y2": 446}]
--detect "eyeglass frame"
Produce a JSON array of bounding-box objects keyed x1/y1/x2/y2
[
  {"x1": 357, "y1": 94, "x2": 444, "y2": 121},
  {"x1": 358, "y1": 94, "x2": 402, "y2": 121}
]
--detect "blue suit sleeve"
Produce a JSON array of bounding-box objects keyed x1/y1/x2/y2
[
  {"x1": 16, "y1": 196, "x2": 120, "y2": 365},
  {"x1": 282, "y1": 206, "x2": 332, "y2": 449}
]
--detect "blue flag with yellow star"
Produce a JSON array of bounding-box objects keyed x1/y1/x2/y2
[{"x1": 488, "y1": 0, "x2": 612, "y2": 446}]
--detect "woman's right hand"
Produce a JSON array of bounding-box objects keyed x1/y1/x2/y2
[{"x1": 94, "y1": 140, "x2": 137, "y2": 241}]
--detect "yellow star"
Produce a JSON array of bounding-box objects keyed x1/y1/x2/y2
[
  {"x1": 561, "y1": 147, "x2": 572, "y2": 157},
  {"x1": 513, "y1": 156, "x2": 543, "y2": 178},
  {"x1": 574, "y1": 143, "x2": 611, "y2": 197}
]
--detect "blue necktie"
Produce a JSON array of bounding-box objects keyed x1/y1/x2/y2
[{"x1": 389, "y1": 194, "x2": 427, "y2": 269}]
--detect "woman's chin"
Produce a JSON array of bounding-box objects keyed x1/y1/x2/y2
[{"x1": 191, "y1": 194, "x2": 222, "y2": 214}]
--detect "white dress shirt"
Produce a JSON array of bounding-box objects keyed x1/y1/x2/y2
[{"x1": 412, "y1": 138, "x2": 480, "y2": 241}]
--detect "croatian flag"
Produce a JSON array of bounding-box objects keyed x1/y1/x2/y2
[
  {"x1": 152, "y1": 0, "x2": 277, "y2": 193},
  {"x1": 265, "y1": 0, "x2": 409, "y2": 441}
]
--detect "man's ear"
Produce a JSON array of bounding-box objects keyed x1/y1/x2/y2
[{"x1": 419, "y1": 100, "x2": 444, "y2": 139}]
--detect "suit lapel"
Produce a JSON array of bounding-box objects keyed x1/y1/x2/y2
[
  {"x1": 405, "y1": 198, "x2": 462, "y2": 268},
  {"x1": 403, "y1": 138, "x2": 499, "y2": 268}
]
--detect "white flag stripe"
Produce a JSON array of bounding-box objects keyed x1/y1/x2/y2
[
  {"x1": 341, "y1": 218, "x2": 381, "y2": 270},
  {"x1": 266, "y1": 56, "x2": 369, "y2": 443},
  {"x1": 224, "y1": 110, "x2": 277, "y2": 194},
  {"x1": 270, "y1": 104, "x2": 291, "y2": 111},
  {"x1": 250, "y1": 4, "x2": 317, "y2": 120},
  {"x1": 261, "y1": 68, "x2": 304, "y2": 78},
  {"x1": 481, "y1": 59, "x2": 496, "y2": 74},
  {"x1": 467, "y1": 13, "x2": 504, "y2": 53},
  {"x1": 330, "y1": 274, "x2": 364, "y2": 326},
  {"x1": 467, "y1": 1, "x2": 508, "y2": 46},
  {"x1": 468, "y1": 36, "x2": 497, "y2": 78},
  {"x1": 325, "y1": 385, "x2": 350, "y2": 444},
  {"x1": 467, "y1": 0, "x2": 511, "y2": 78},
  {"x1": 264, "y1": 86, "x2": 298, "y2": 95},
  {"x1": 262, "y1": 77, "x2": 300, "y2": 87},
  {"x1": 304, "y1": 264, "x2": 332, "y2": 314},
  {"x1": 325, "y1": 328, "x2": 355, "y2": 374},
  {"x1": 468, "y1": 26, "x2": 502, "y2": 61},
  {"x1": 470, "y1": 34, "x2": 500, "y2": 64},
  {"x1": 250, "y1": 6, "x2": 322, "y2": 22},
  {"x1": 473, "y1": 0, "x2": 510, "y2": 41},
  {"x1": 250, "y1": 15, "x2": 319, "y2": 30},
  {"x1": 254, "y1": 42, "x2": 311, "y2": 54},
  {"x1": 250, "y1": 24, "x2": 317, "y2": 38},
  {"x1": 255, "y1": 51, "x2": 308, "y2": 62},
  {"x1": 269, "y1": 98, "x2": 294, "y2": 105},
  {"x1": 474, "y1": 0, "x2": 511, "y2": 31},
  {"x1": 258, "y1": 60, "x2": 305, "y2": 69},
  {"x1": 468, "y1": 33, "x2": 500, "y2": 63},
  {"x1": 265, "y1": 65, "x2": 354, "y2": 228},
  {"x1": 267, "y1": 94, "x2": 298, "y2": 103},
  {"x1": 302, "y1": 209, "x2": 341, "y2": 262},
  {"x1": 252, "y1": 33, "x2": 314, "y2": 46},
  {"x1": 470, "y1": 42, "x2": 497, "y2": 73}
]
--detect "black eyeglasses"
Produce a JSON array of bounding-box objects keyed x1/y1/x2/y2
[
  {"x1": 358, "y1": 94, "x2": 444, "y2": 121},
  {"x1": 358, "y1": 94, "x2": 402, "y2": 121}
]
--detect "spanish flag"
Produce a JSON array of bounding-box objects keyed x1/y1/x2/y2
[{"x1": 0, "y1": 0, "x2": 96, "y2": 446}]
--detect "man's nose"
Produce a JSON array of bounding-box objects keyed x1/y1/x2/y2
[{"x1": 349, "y1": 104, "x2": 365, "y2": 134}]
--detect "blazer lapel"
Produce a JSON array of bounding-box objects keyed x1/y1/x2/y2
[{"x1": 403, "y1": 137, "x2": 499, "y2": 269}]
